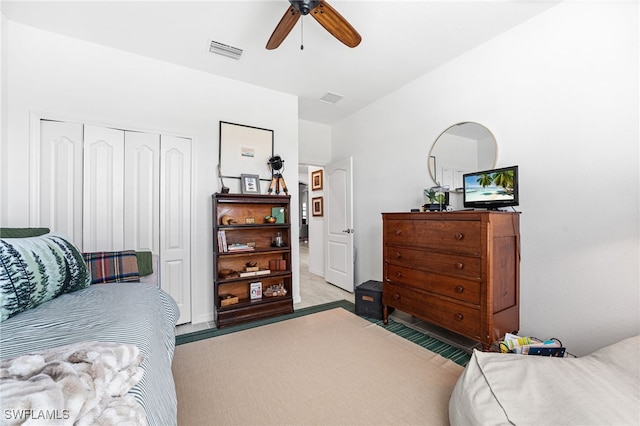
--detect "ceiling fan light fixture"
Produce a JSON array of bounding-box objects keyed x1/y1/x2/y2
[
  {"x1": 319, "y1": 92, "x2": 344, "y2": 104},
  {"x1": 209, "y1": 40, "x2": 243, "y2": 60},
  {"x1": 291, "y1": 0, "x2": 320, "y2": 15}
]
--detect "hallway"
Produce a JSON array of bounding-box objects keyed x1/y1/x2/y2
[{"x1": 295, "y1": 241, "x2": 354, "y2": 309}]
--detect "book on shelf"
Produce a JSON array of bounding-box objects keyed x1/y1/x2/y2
[
  {"x1": 268, "y1": 259, "x2": 287, "y2": 271},
  {"x1": 217, "y1": 230, "x2": 228, "y2": 253},
  {"x1": 239, "y1": 269, "x2": 271, "y2": 278},
  {"x1": 227, "y1": 243, "x2": 255, "y2": 252}
]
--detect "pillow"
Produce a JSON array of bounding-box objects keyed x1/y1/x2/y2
[
  {"x1": 136, "y1": 251, "x2": 154, "y2": 277},
  {"x1": 0, "y1": 228, "x2": 51, "y2": 238},
  {"x1": 0, "y1": 233, "x2": 91, "y2": 322},
  {"x1": 138, "y1": 255, "x2": 159, "y2": 286},
  {"x1": 82, "y1": 250, "x2": 140, "y2": 284}
]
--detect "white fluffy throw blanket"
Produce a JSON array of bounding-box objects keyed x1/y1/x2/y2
[{"x1": 0, "y1": 342, "x2": 146, "y2": 425}]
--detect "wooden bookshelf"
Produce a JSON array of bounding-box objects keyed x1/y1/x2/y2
[{"x1": 212, "y1": 193, "x2": 293, "y2": 327}]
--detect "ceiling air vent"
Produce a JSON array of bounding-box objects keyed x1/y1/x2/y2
[
  {"x1": 210, "y1": 41, "x2": 243, "y2": 60},
  {"x1": 319, "y1": 92, "x2": 344, "y2": 104}
]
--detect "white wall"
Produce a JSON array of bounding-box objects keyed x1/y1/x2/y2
[
  {"x1": 333, "y1": 1, "x2": 639, "y2": 356},
  {"x1": 2, "y1": 21, "x2": 300, "y2": 322},
  {"x1": 298, "y1": 119, "x2": 331, "y2": 278},
  {"x1": 1, "y1": 12, "x2": 8, "y2": 222},
  {"x1": 299, "y1": 119, "x2": 332, "y2": 166},
  {"x1": 306, "y1": 166, "x2": 325, "y2": 276}
]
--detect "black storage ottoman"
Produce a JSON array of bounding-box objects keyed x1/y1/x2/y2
[{"x1": 355, "y1": 280, "x2": 392, "y2": 320}]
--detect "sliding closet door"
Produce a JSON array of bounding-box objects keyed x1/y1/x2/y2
[
  {"x1": 124, "y1": 132, "x2": 160, "y2": 253},
  {"x1": 35, "y1": 118, "x2": 193, "y2": 324},
  {"x1": 160, "y1": 135, "x2": 191, "y2": 324},
  {"x1": 37, "y1": 120, "x2": 84, "y2": 248},
  {"x1": 82, "y1": 125, "x2": 125, "y2": 252}
]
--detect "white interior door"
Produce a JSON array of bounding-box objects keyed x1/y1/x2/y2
[
  {"x1": 83, "y1": 125, "x2": 125, "y2": 252},
  {"x1": 37, "y1": 120, "x2": 84, "y2": 248},
  {"x1": 160, "y1": 135, "x2": 192, "y2": 325},
  {"x1": 325, "y1": 157, "x2": 354, "y2": 292},
  {"x1": 124, "y1": 132, "x2": 160, "y2": 253}
]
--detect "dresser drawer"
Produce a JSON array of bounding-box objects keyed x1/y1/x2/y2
[
  {"x1": 384, "y1": 246, "x2": 481, "y2": 280},
  {"x1": 383, "y1": 283, "x2": 481, "y2": 339},
  {"x1": 385, "y1": 264, "x2": 480, "y2": 304},
  {"x1": 383, "y1": 219, "x2": 481, "y2": 255}
]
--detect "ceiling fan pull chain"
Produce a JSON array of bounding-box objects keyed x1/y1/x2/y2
[{"x1": 300, "y1": 16, "x2": 304, "y2": 50}]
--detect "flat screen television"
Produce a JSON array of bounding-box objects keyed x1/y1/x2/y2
[{"x1": 463, "y1": 165, "x2": 519, "y2": 210}]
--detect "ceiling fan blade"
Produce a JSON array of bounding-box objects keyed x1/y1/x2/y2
[
  {"x1": 266, "y1": 6, "x2": 301, "y2": 50},
  {"x1": 310, "y1": 1, "x2": 361, "y2": 48}
]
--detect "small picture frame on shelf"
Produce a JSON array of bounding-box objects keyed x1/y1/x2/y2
[
  {"x1": 312, "y1": 197, "x2": 323, "y2": 217},
  {"x1": 271, "y1": 207, "x2": 285, "y2": 223},
  {"x1": 311, "y1": 169, "x2": 323, "y2": 191},
  {"x1": 241, "y1": 174, "x2": 260, "y2": 194},
  {"x1": 250, "y1": 282, "x2": 262, "y2": 300}
]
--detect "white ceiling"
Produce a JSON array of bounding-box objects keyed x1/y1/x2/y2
[{"x1": 1, "y1": 0, "x2": 560, "y2": 125}]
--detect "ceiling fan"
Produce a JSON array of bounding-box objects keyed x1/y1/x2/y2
[{"x1": 266, "y1": 0, "x2": 362, "y2": 50}]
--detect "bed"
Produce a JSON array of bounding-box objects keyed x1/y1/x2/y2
[
  {"x1": 1, "y1": 231, "x2": 179, "y2": 425},
  {"x1": 449, "y1": 334, "x2": 640, "y2": 425},
  {"x1": 0, "y1": 283, "x2": 179, "y2": 425}
]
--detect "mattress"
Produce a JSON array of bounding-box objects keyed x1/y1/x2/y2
[
  {"x1": 449, "y1": 335, "x2": 640, "y2": 425},
  {"x1": 0, "y1": 282, "x2": 180, "y2": 426}
]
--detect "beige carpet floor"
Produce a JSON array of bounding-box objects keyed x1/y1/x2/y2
[{"x1": 172, "y1": 308, "x2": 464, "y2": 425}]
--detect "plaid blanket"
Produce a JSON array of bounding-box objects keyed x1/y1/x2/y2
[{"x1": 82, "y1": 251, "x2": 140, "y2": 284}]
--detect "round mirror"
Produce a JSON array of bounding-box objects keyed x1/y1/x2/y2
[{"x1": 428, "y1": 122, "x2": 497, "y2": 190}]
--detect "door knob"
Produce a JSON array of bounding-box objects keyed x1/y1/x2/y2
[{"x1": 342, "y1": 229, "x2": 354, "y2": 234}]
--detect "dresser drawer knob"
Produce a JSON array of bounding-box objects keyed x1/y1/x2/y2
[
  {"x1": 395, "y1": 252, "x2": 401, "y2": 259},
  {"x1": 394, "y1": 293, "x2": 401, "y2": 300},
  {"x1": 455, "y1": 285, "x2": 464, "y2": 293},
  {"x1": 395, "y1": 229, "x2": 402, "y2": 236},
  {"x1": 396, "y1": 271, "x2": 403, "y2": 278},
  {"x1": 454, "y1": 313, "x2": 464, "y2": 321},
  {"x1": 455, "y1": 233, "x2": 464, "y2": 240},
  {"x1": 455, "y1": 262, "x2": 464, "y2": 270}
]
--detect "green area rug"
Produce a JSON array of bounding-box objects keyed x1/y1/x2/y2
[{"x1": 176, "y1": 299, "x2": 471, "y2": 366}]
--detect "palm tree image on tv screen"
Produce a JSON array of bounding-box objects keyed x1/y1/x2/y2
[{"x1": 465, "y1": 170, "x2": 515, "y2": 202}]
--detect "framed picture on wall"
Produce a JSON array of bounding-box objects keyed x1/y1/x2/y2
[
  {"x1": 311, "y1": 170, "x2": 323, "y2": 191},
  {"x1": 241, "y1": 174, "x2": 261, "y2": 194},
  {"x1": 219, "y1": 121, "x2": 274, "y2": 181},
  {"x1": 312, "y1": 197, "x2": 323, "y2": 217}
]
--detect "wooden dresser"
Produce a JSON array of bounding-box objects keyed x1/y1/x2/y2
[{"x1": 382, "y1": 211, "x2": 520, "y2": 349}]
